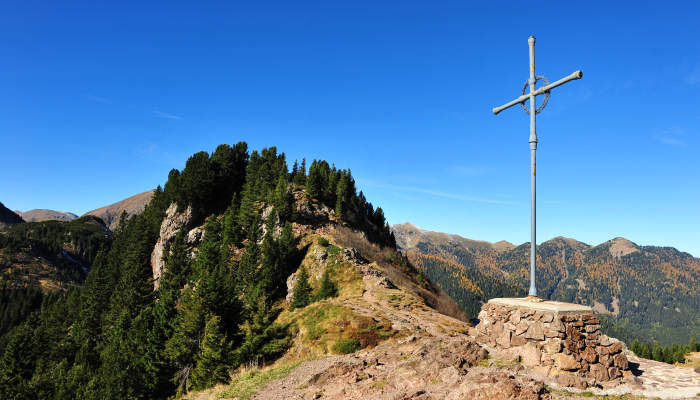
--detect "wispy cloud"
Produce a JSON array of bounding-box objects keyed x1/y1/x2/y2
[
  {"x1": 152, "y1": 110, "x2": 184, "y2": 121},
  {"x1": 80, "y1": 93, "x2": 184, "y2": 121},
  {"x1": 658, "y1": 126, "x2": 687, "y2": 147},
  {"x1": 362, "y1": 180, "x2": 518, "y2": 205}
]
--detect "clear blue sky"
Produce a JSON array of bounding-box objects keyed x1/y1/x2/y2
[{"x1": 2, "y1": 1, "x2": 699, "y2": 256}]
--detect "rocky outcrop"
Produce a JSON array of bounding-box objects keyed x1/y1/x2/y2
[
  {"x1": 475, "y1": 300, "x2": 632, "y2": 388},
  {"x1": 151, "y1": 203, "x2": 193, "y2": 289}
]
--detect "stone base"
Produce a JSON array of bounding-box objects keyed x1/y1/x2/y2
[{"x1": 475, "y1": 298, "x2": 630, "y2": 386}]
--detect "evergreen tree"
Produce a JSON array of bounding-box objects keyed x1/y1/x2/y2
[
  {"x1": 273, "y1": 175, "x2": 294, "y2": 222},
  {"x1": 235, "y1": 294, "x2": 292, "y2": 365},
  {"x1": 290, "y1": 266, "x2": 312, "y2": 310},
  {"x1": 306, "y1": 161, "x2": 324, "y2": 199},
  {"x1": 222, "y1": 194, "x2": 241, "y2": 248},
  {"x1": 314, "y1": 268, "x2": 338, "y2": 301},
  {"x1": 652, "y1": 342, "x2": 663, "y2": 361},
  {"x1": 294, "y1": 158, "x2": 307, "y2": 186},
  {"x1": 190, "y1": 316, "x2": 230, "y2": 390},
  {"x1": 164, "y1": 286, "x2": 205, "y2": 395}
]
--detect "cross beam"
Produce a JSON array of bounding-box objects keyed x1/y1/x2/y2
[{"x1": 492, "y1": 36, "x2": 582, "y2": 297}]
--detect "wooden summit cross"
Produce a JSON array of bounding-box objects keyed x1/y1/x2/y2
[{"x1": 492, "y1": 36, "x2": 582, "y2": 297}]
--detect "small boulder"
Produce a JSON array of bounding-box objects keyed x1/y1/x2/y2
[
  {"x1": 524, "y1": 322, "x2": 545, "y2": 341},
  {"x1": 553, "y1": 354, "x2": 581, "y2": 371},
  {"x1": 589, "y1": 363, "x2": 609, "y2": 381},
  {"x1": 519, "y1": 343, "x2": 541, "y2": 367},
  {"x1": 555, "y1": 373, "x2": 588, "y2": 389}
]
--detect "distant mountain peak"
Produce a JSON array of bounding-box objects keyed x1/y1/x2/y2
[
  {"x1": 16, "y1": 209, "x2": 78, "y2": 223},
  {"x1": 392, "y1": 223, "x2": 514, "y2": 252},
  {"x1": 84, "y1": 190, "x2": 155, "y2": 230},
  {"x1": 606, "y1": 237, "x2": 639, "y2": 258}
]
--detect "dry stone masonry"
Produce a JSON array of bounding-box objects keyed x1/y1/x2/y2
[{"x1": 475, "y1": 297, "x2": 631, "y2": 386}]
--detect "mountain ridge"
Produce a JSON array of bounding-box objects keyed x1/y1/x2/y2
[
  {"x1": 394, "y1": 222, "x2": 696, "y2": 258},
  {"x1": 392, "y1": 223, "x2": 700, "y2": 345},
  {"x1": 83, "y1": 189, "x2": 155, "y2": 230},
  {"x1": 16, "y1": 209, "x2": 78, "y2": 223}
]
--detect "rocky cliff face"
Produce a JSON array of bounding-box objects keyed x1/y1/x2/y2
[{"x1": 150, "y1": 202, "x2": 194, "y2": 289}]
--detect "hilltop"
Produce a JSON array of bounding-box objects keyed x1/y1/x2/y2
[
  {"x1": 84, "y1": 189, "x2": 155, "y2": 230},
  {"x1": 392, "y1": 223, "x2": 700, "y2": 345},
  {"x1": 16, "y1": 209, "x2": 78, "y2": 223}
]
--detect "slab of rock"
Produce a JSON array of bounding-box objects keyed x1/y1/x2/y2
[
  {"x1": 543, "y1": 339, "x2": 562, "y2": 354},
  {"x1": 589, "y1": 363, "x2": 609, "y2": 381},
  {"x1": 514, "y1": 320, "x2": 529, "y2": 335},
  {"x1": 520, "y1": 343, "x2": 541, "y2": 368},
  {"x1": 581, "y1": 347, "x2": 597, "y2": 363},
  {"x1": 496, "y1": 330, "x2": 511, "y2": 348},
  {"x1": 613, "y1": 353, "x2": 628, "y2": 369},
  {"x1": 555, "y1": 373, "x2": 588, "y2": 389},
  {"x1": 510, "y1": 334, "x2": 527, "y2": 347},
  {"x1": 553, "y1": 353, "x2": 581, "y2": 371},
  {"x1": 524, "y1": 321, "x2": 545, "y2": 341}
]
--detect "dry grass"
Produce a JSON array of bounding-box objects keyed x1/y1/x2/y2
[
  {"x1": 332, "y1": 225, "x2": 469, "y2": 323},
  {"x1": 216, "y1": 360, "x2": 304, "y2": 400}
]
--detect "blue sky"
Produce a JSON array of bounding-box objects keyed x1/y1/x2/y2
[{"x1": 1, "y1": 1, "x2": 699, "y2": 256}]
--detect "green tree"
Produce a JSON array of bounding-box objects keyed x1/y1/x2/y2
[
  {"x1": 273, "y1": 176, "x2": 294, "y2": 222},
  {"x1": 306, "y1": 161, "x2": 324, "y2": 199},
  {"x1": 294, "y1": 158, "x2": 307, "y2": 186},
  {"x1": 290, "y1": 266, "x2": 312, "y2": 310},
  {"x1": 314, "y1": 268, "x2": 338, "y2": 301},
  {"x1": 190, "y1": 316, "x2": 230, "y2": 390}
]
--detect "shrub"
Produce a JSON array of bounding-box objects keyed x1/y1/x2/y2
[
  {"x1": 317, "y1": 237, "x2": 330, "y2": 247},
  {"x1": 332, "y1": 339, "x2": 361, "y2": 354}
]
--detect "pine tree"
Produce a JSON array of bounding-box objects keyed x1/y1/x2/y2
[
  {"x1": 294, "y1": 158, "x2": 307, "y2": 186},
  {"x1": 335, "y1": 174, "x2": 348, "y2": 219},
  {"x1": 164, "y1": 286, "x2": 206, "y2": 395},
  {"x1": 235, "y1": 293, "x2": 292, "y2": 365},
  {"x1": 290, "y1": 266, "x2": 312, "y2": 310},
  {"x1": 222, "y1": 194, "x2": 241, "y2": 248},
  {"x1": 306, "y1": 161, "x2": 323, "y2": 199},
  {"x1": 652, "y1": 342, "x2": 663, "y2": 361},
  {"x1": 190, "y1": 316, "x2": 230, "y2": 390},
  {"x1": 314, "y1": 268, "x2": 338, "y2": 301},
  {"x1": 273, "y1": 175, "x2": 293, "y2": 222}
]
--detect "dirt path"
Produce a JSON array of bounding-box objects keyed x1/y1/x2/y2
[
  {"x1": 579, "y1": 355, "x2": 700, "y2": 399},
  {"x1": 232, "y1": 254, "x2": 700, "y2": 400}
]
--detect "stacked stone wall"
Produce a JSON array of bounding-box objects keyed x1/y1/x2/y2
[{"x1": 475, "y1": 302, "x2": 631, "y2": 384}]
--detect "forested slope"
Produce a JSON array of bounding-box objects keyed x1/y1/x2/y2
[
  {"x1": 0, "y1": 143, "x2": 397, "y2": 399},
  {"x1": 394, "y1": 224, "x2": 700, "y2": 346}
]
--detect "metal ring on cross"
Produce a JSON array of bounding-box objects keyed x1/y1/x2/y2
[{"x1": 521, "y1": 76, "x2": 550, "y2": 114}]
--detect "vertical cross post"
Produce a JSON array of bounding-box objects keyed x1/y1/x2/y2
[
  {"x1": 528, "y1": 36, "x2": 537, "y2": 296},
  {"x1": 492, "y1": 36, "x2": 583, "y2": 298}
]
